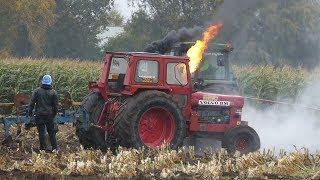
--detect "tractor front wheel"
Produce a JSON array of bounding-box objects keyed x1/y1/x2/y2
[
  {"x1": 75, "y1": 92, "x2": 107, "y2": 150},
  {"x1": 222, "y1": 125, "x2": 260, "y2": 154},
  {"x1": 115, "y1": 90, "x2": 186, "y2": 149}
]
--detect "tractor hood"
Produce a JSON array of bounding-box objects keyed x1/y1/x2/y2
[{"x1": 191, "y1": 91, "x2": 244, "y2": 108}]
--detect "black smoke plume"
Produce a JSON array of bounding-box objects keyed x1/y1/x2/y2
[
  {"x1": 211, "y1": 0, "x2": 263, "y2": 25},
  {"x1": 211, "y1": 0, "x2": 264, "y2": 41},
  {"x1": 143, "y1": 26, "x2": 203, "y2": 54},
  {"x1": 144, "y1": 0, "x2": 264, "y2": 54}
]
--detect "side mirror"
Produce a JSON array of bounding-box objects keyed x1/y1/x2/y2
[
  {"x1": 193, "y1": 78, "x2": 204, "y2": 90},
  {"x1": 217, "y1": 55, "x2": 226, "y2": 66}
]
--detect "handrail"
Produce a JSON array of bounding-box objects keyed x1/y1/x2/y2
[{"x1": 0, "y1": 103, "x2": 15, "y2": 107}]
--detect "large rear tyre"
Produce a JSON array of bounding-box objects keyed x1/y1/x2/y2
[
  {"x1": 222, "y1": 125, "x2": 260, "y2": 154},
  {"x1": 76, "y1": 92, "x2": 107, "y2": 150},
  {"x1": 115, "y1": 90, "x2": 186, "y2": 149}
]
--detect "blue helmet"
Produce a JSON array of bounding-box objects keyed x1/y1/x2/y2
[{"x1": 42, "y1": 75, "x2": 52, "y2": 85}]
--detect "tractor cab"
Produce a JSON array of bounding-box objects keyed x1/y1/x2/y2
[
  {"x1": 95, "y1": 52, "x2": 192, "y2": 94},
  {"x1": 88, "y1": 52, "x2": 193, "y2": 115},
  {"x1": 170, "y1": 42, "x2": 240, "y2": 95}
]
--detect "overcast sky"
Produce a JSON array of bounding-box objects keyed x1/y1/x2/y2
[{"x1": 114, "y1": 0, "x2": 138, "y2": 20}]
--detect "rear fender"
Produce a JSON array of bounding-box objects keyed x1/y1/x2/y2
[{"x1": 238, "y1": 120, "x2": 248, "y2": 126}]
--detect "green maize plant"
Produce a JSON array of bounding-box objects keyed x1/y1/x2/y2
[
  {"x1": 0, "y1": 57, "x2": 102, "y2": 103},
  {"x1": 233, "y1": 65, "x2": 309, "y2": 101},
  {"x1": 0, "y1": 58, "x2": 315, "y2": 104}
]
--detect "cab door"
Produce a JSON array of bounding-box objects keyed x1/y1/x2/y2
[{"x1": 164, "y1": 58, "x2": 192, "y2": 117}]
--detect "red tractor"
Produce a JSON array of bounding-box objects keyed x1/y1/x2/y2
[{"x1": 76, "y1": 52, "x2": 260, "y2": 154}]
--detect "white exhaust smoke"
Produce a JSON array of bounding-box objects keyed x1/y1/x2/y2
[{"x1": 244, "y1": 76, "x2": 320, "y2": 153}]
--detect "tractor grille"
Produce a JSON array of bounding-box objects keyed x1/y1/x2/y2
[{"x1": 195, "y1": 107, "x2": 230, "y2": 124}]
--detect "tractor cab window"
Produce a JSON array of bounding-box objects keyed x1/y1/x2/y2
[
  {"x1": 135, "y1": 60, "x2": 159, "y2": 83},
  {"x1": 108, "y1": 57, "x2": 129, "y2": 80},
  {"x1": 166, "y1": 63, "x2": 188, "y2": 86},
  {"x1": 198, "y1": 53, "x2": 228, "y2": 80}
]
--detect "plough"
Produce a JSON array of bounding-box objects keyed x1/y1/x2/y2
[{"x1": 0, "y1": 93, "x2": 86, "y2": 145}]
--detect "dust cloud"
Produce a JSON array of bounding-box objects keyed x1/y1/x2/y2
[{"x1": 244, "y1": 76, "x2": 320, "y2": 153}]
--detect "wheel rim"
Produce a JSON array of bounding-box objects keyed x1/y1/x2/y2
[
  {"x1": 235, "y1": 135, "x2": 250, "y2": 152},
  {"x1": 138, "y1": 107, "x2": 175, "y2": 148}
]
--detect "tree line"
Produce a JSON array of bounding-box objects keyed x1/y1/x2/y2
[
  {"x1": 0, "y1": 0, "x2": 122, "y2": 60},
  {"x1": 1, "y1": 0, "x2": 319, "y2": 68}
]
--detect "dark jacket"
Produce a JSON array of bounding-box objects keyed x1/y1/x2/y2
[{"x1": 28, "y1": 84, "x2": 58, "y2": 118}]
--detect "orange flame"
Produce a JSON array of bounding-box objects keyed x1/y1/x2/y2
[{"x1": 187, "y1": 23, "x2": 223, "y2": 73}]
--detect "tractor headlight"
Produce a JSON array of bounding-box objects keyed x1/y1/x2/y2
[{"x1": 235, "y1": 109, "x2": 242, "y2": 118}]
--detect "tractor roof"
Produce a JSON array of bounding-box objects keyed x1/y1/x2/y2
[{"x1": 106, "y1": 51, "x2": 190, "y2": 61}]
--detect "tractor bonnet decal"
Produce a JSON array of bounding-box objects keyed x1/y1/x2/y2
[
  {"x1": 199, "y1": 100, "x2": 230, "y2": 106},
  {"x1": 203, "y1": 95, "x2": 218, "y2": 101}
]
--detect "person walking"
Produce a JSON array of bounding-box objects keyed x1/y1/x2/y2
[{"x1": 28, "y1": 74, "x2": 58, "y2": 151}]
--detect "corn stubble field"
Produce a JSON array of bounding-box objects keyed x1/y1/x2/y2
[
  {"x1": 1, "y1": 58, "x2": 320, "y2": 179},
  {"x1": 1, "y1": 125, "x2": 320, "y2": 179}
]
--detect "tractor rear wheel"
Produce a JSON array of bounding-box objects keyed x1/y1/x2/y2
[
  {"x1": 115, "y1": 90, "x2": 186, "y2": 149},
  {"x1": 222, "y1": 125, "x2": 260, "y2": 154},
  {"x1": 76, "y1": 92, "x2": 107, "y2": 150}
]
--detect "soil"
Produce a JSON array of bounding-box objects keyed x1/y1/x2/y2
[{"x1": 0, "y1": 170, "x2": 100, "y2": 180}]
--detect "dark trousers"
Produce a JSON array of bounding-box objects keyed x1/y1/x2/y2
[{"x1": 35, "y1": 115, "x2": 57, "y2": 150}]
